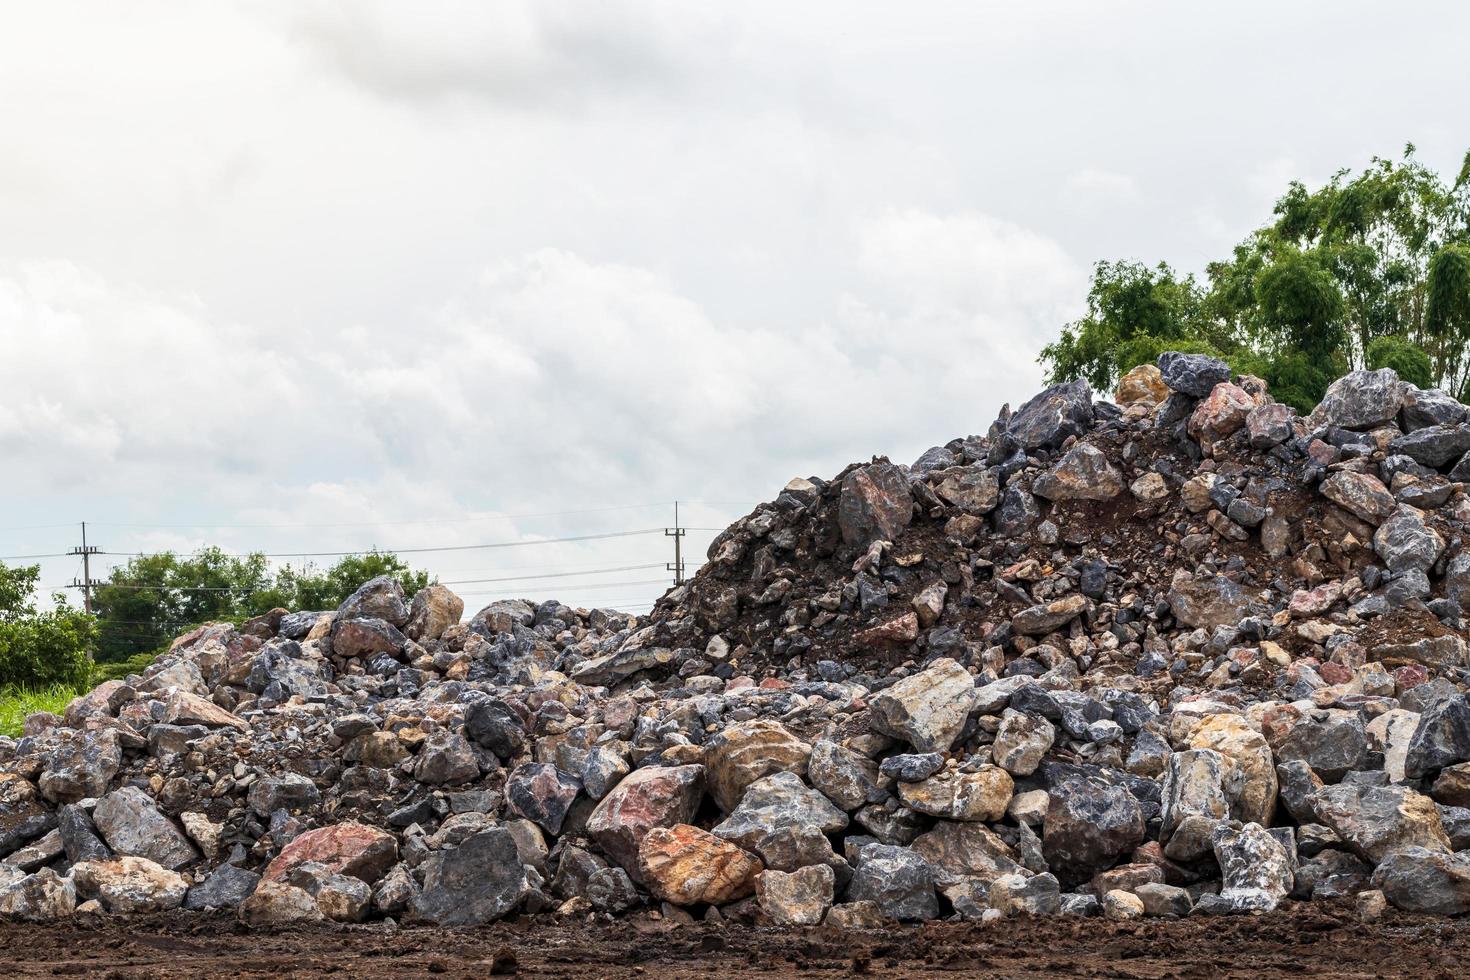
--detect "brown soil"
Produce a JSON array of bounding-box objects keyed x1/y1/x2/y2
[{"x1": 4, "y1": 905, "x2": 1466, "y2": 979}]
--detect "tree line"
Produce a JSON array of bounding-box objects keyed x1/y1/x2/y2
[
  {"x1": 0, "y1": 550, "x2": 431, "y2": 690},
  {"x1": 1041, "y1": 146, "x2": 1470, "y2": 411}
]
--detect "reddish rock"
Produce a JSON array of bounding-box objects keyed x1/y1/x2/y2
[
  {"x1": 586, "y1": 765, "x2": 706, "y2": 876},
  {"x1": 637, "y1": 824, "x2": 761, "y2": 906},
  {"x1": 1394, "y1": 663, "x2": 1430, "y2": 694},
  {"x1": 1188, "y1": 383, "x2": 1254, "y2": 444},
  {"x1": 263, "y1": 821, "x2": 397, "y2": 885},
  {"x1": 854, "y1": 612, "x2": 919, "y2": 647},
  {"x1": 837, "y1": 462, "x2": 913, "y2": 546}
]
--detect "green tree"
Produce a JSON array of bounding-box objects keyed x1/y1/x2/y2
[
  {"x1": 93, "y1": 548, "x2": 433, "y2": 659},
  {"x1": 1041, "y1": 146, "x2": 1470, "y2": 401},
  {"x1": 1365, "y1": 334, "x2": 1434, "y2": 388},
  {"x1": 0, "y1": 563, "x2": 95, "y2": 688}
]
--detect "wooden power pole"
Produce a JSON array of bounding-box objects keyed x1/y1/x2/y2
[
  {"x1": 665, "y1": 501, "x2": 686, "y2": 586},
  {"x1": 69, "y1": 521, "x2": 102, "y2": 614}
]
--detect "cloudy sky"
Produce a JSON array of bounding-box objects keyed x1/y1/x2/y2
[{"x1": 3, "y1": 1, "x2": 1467, "y2": 616}]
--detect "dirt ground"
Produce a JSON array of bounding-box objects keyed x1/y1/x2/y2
[{"x1": 2, "y1": 904, "x2": 1467, "y2": 979}]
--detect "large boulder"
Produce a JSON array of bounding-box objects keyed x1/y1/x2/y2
[
  {"x1": 1167, "y1": 571, "x2": 1252, "y2": 631},
  {"x1": 1312, "y1": 783, "x2": 1451, "y2": 864},
  {"x1": 336, "y1": 574, "x2": 409, "y2": 626},
  {"x1": 1404, "y1": 695, "x2": 1470, "y2": 780},
  {"x1": 264, "y1": 821, "x2": 398, "y2": 884},
  {"x1": 1032, "y1": 444, "x2": 1123, "y2": 501},
  {"x1": 1371, "y1": 847, "x2": 1470, "y2": 914},
  {"x1": 1188, "y1": 714, "x2": 1276, "y2": 826},
  {"x1": 1158, "y1": 352, "x2": 1231, "y2": 397},
  {"x1": 1187, "y1": 382, "x2": 1255, "y2": 444},
  {"x1": 404, "y1": 584, "x2": 464, "y2": 642},
  {"x1": 586, "y1": 765, "x2": 706, "y2": 875},
  {"x1": 72, "y1": 856, "x2": 187, "y2": 914},
  {"x1": 897, "y1": 767, "x2": 1013, "y2": 822},
  {"x1": 847, "y1": 844, "x2": 938, "y2": 921},
  {"x1": 638, "y1": 824, "x2": 761, "y2": 906},
  {"x1": 1116, "y1": 363, "x2": 1169, "y2": 404},
  {"x1": 756, "y1": 864, "x2": 834, "y2": 926},
  {"x1": 1212, "y1": 823, "x2": 1293, "y2": 912},
  {"x1": 1313, "y1": 368, "x2": 1406, "y2": 430},
  {"x1": 837, "y1": 462, "x2": 913, "y2": 547},
  {"x1": 867, "y1": 658, "x2": 976, "y2": 753},
  {"x1": 807, "y1": 740, "x2": 882, "y2": 812},
  {"x1": 1320, "y1": 471, "x2": 1396, "y2": 524},
  {"x1": 0, "y1": 775, "x2": 54, "y2": 859},
  {"x1": 1390, "y1": 425, "x2": 1470, "y2": 468},
  {"x1": 1042, "y1": 777, "x2": 1146, "y2": 888},
  {"x1": 1007, "y1": 379, "x2": 1094, "y2": 450},
  {"x1": 1373, "y1": 505, "x2": 1444, "y2": 573},
  {"x1": 705, "y1": 719, "x2": 812, "y2": 813},
  {"x1": 409, "y1": 828, "x2": 526, "y2": 926},
  {"x1": 329, "y1": 616, "x2": 406, "y2": 659},
  {"x1": 712, "y1": 771, "x2": 848, "y2": 870},
  {"x1": 932, "y1": 466, "x2": 1000, "y2": 515},
  {"x1": 504, "y1": 763, "x2": 582, "y2": 835},
  {"x1": 92, "y1": 787, "x2": 198, "y2": 871}
]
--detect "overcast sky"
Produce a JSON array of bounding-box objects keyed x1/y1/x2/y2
[{"x1": 3, "y1": 1, "x2": 1468, "y2": 617}]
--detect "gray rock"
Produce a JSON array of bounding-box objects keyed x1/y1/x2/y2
[
  {"x1": 409, "y1": 828, "x2": 527, "y2": 925},
  {"x1": 330, "y1": 616, "x2": 407, "y2": 659},
  {"x1": 1400, "y1": 387, "x2": 1468, "y2": 430},
  {"x1": 847, "y1": 844, "x2": 938, "y2": 921},
  {"x1": 1312, "y1": 783, "x2": 1451, "y2": 863},
  {"x1": 1158, "y1": 352, "x2": 1231, "y2": 397},
  {"x1": 247, "y1": 773, "x2": 320, "y2": 817},
  {"x1": 879, "y1": 753, "x2": 944, "y2": 782},
  {"x1": 837, "y1": 462, "x2": 913, "y2": 547},
  {"x1": 1404, "y1": 695, "x2": 1470, "y2": 780},
  {"x1": 336, "y1": 574, "x2": 409, "y2": 627},
  {"x1": 0, "y1": 775, "x2": 54, "y2": 858},
  {"x1": 867, "y1": 657, "x2": 977, "y2": 753},
  {"x1": 1212, "y1": 822, "x2": 1293, "y2": 912},
  {"x1": 1371, "y1": 847, "x2": 1470, "y2": 914},
  {"x1": 504, "y1": 762, "x2": 582, "y2": 835},
  {"x1": 1373, "y1": 505, "x2": 1444, "y2": 573},
  {"x1": 38, "y1": 729, "x2": 122, "y2": 804},
  {"x1": 1032, "y1": 444, "x2": 1124, "y2": 502},
  {"x1": 1042, "y1": 777, "x2": 1145, "y2": 888},
  {"x1": 1389, "y1": 424, "x2": 1470, "y2": 468},
  {"x1": 92, "y1": 787, "x2": 198, "y2": 870},
  {"x1": 0, "y1": 868, "x2": 76, "y2": 921},
  {"x1": 463, "y1": 696, "x2": 527, "y2": 759},
  {"x1": 1007, "y1": 380, "x2": 1094, "y2": 450},
  {"x1": 184, "y1": 863, "x2": 261, "y2": 910},
  {"x1": 808, "y1": 740, "x2": 882, "y2": 810},
  {"x1": 413, "y1": 732, "x2": 481, "y2": 785},
  {"x1": 1314, "y1": 368, "x2": 1406, "y2": 430},
  {"x1": 1276, "y1": 710, "x2": 1370, "y2": 782},
  {"x1": 712, "y1": 772, "x2": 848, "y2": 870},
  {"x1": 56, "y1": 804, "x2": 109, "y2": 863}
]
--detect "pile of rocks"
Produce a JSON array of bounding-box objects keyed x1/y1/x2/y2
[{"x1": 4, "y1": 353, "x2": 1470, "y2": 928}]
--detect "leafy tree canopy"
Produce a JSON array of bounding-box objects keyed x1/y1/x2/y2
[
  {"x1": 1042, "y1": 146, "x2": 1470, "y2": 409},
  {"x1": 93, "y1": 549, "x2": 433, "y2": 660},
  {"x1": 0, "y1": 563, "x2": 96, "y2": 689}
]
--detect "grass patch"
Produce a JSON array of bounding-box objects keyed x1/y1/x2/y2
[
  {"x1": 0, "y1": 683, "x2": 79, "y2": 738},
  {"x1": 0, "y1": 651, "x2": 162, "y2": 738}
]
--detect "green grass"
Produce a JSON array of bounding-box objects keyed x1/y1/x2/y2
[
  {"x1": 0, "y1": 651, "x2": 162, "y2": 738},
  {"x1": 0, "y1": 683, "x2": 80, "y2": 738}
]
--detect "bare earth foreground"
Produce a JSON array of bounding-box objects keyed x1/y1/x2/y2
[{"x1": 1, "y1": 906, "x2": 1466, "y2": 979}]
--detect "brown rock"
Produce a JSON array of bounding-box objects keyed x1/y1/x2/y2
[
  {"x1": 264, "y1": 821, "x2": 398, "y2": 885},
  {"x1": 586, "y1": 765, "x2": 706, "y2": 876},
  {"x1": 705, "y1": 719, "x2": 812, "y2": 813},
  {"x1": 637, "y1": 824, "x2": 761, "y2": 906}
]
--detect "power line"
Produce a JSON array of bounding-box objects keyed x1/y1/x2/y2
[
  {"x1": 96, "y1": 528, "x2": 666, "y2": 560},
  {"x1": 82, "y1": 501, "x2": 686, "y2": 530},
  {"x1": 441, "y1": 563, "x2": 668, "y2": 586},
  {"x1": 0, "y1": 552, "x2": 70, "y2": 561}
]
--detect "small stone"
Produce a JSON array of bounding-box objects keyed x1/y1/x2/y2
[{"x1": 756, "y1": 864, "x2": 835, "y2": 926}]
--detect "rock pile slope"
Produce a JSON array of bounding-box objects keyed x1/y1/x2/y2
[{"x1": 5, "y1": 353, "x2": 1470, "y2": 927}]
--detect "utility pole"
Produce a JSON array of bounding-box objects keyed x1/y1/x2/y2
[
  {"x1": 69, "y1": 521, "x2": 102, "y2": 614},
  {"x1": 665, "y1": 501, "x2": 686, "y2": 586}
]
